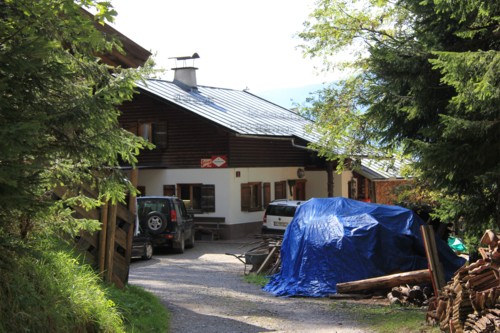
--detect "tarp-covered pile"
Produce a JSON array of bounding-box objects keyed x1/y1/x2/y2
[{"x1": 264, "y1": 198, "x2": 466, "y2": 297}]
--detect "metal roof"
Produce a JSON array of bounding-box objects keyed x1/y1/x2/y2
[
  {"x1": 357, "y1": 158, "x2": 407, "y2": 179},
  {"x1": 137, "y1": 79, "x2": 319, "y2": 143},
  {"x1": 136, "y1": 79, "x2": 406, "y2": 179}
]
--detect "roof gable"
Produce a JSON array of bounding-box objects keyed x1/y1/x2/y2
[{"x1": 137, "y1": 79, "x2": 319, "y2": 143}]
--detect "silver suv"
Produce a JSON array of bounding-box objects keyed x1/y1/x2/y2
[{"x1": 262, "y1": 199, "x2": 304, "y2": 232}]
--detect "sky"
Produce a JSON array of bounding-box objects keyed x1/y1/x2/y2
[{"x1": 108, "y1": 0, "x2": 338, "y2": 108}]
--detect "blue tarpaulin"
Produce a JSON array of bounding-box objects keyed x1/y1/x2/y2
[{"x1": 263, "y1": 198, "x2": 466, "y2": 297}]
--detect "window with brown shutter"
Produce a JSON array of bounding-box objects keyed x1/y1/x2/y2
[
  {"x1": 176, "y1": 183, "x2": 215, "y2": 213},
  {"x1": 241, "y1": 182, "x2": 262, "y2": 211}
]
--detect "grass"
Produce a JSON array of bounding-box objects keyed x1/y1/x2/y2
[
  {"x1": 330, "y1": 301, "x2": 441, "y2": 333},
  {"x1": 0, "y1": 235, "x2": 169, "y2": 333},
  {"x1": 243, "y1": 273, "x2": 271, "y2": 287},
  {"x1": 106, "y1": 284, "x2": 169, "y2": 333}
]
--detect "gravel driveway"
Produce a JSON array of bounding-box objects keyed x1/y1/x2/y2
[{"x1": 129, "y1": 238, "x2": 375, "y2": 333}]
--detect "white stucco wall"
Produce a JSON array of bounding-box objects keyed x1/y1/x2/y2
[{"x1": 135, "y1": 167, "x2": 354, "y2": 225}]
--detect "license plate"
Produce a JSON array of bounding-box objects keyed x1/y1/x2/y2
[{"x1": 274, "y1": 221, "x2": 288, "y2": 227}]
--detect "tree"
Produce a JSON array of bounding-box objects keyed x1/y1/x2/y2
[
  {"x1": 298, "y1": 0, "x2": 500, "y2": 233},
  {"x1": 0, "y1": 0, "x2": 153, "y2": 239}
]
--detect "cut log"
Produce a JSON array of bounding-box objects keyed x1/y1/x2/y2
[{"x1": 336, "y1": 269, "x2": 431, "y2": 294}]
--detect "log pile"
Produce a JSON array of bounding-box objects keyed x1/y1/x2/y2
[
  {"x1": 387, "y1": 284, "x2": 433, "y2": 307},
  {"x1": 426, "y1": 230, "x2": 500, "y2": 332}
]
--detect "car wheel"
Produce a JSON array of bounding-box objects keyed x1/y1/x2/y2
[
  {"x1": 173, "y1": 233, "x2": 185, "y2": 254},
  {"x1": 185, "y1": 229, "x2": 195, "y2": 249},
  {"x1": 142, "y1": 242, "x2": 153, "y2": 260},
  {"x1": 144, "y1": 212, "x2": 167, "y2": 235}
]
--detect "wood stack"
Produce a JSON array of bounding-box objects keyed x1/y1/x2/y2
[
  {"x1": 387, "y1": 284, "x2": 433, "y2": 307},
  {"x1": 427, "y1": 230, "x2": 500, "y2": 332}
]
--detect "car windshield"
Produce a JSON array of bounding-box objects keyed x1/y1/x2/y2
[{"x1": 266, "y1": 205, "x2": 297, "y2": 217}]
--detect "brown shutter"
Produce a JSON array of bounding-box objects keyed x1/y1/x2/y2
[
  {"x1": 256, "y1": 182, "x2": 262, "y2": 210},
  {"x1": 201, "y1": 185, "x2": 215, "y2": 212},
  {"x1": 274, "y1": 181, "x2": 286, "y2": 200},
  {"x1": 263, "y1": 182, "x2": 271, "y2": 208},
  {"x1": 163, "y1": 185, "x2": 175, "y2": 196},
  {"x1": 241, "y1": 183, "x2": 251, "y2": 211}
]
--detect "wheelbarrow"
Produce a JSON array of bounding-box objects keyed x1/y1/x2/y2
[{"x1": 226, "y1": 248, "x2": 269, "y2": 274}]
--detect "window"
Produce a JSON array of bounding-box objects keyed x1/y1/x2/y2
[
  {"x1": 241, "y1": 182, "x2": 262, "y2": 212},
  {"x1": 137, "y1": 186, "x2": 146, "y2": 197},
  {"x1": 177, "y1": 184, "x2": 215, "y2": 213},
  {"x1": 124, "y1": 121, "x2": 167, "y2": 149},
  {"x1": 163, "y1": 185, "x2": 176, "y2": 196}
]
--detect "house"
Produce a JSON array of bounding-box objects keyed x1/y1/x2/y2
[
  {"x1": 348, "y1": 158, "x2": 410, "y2": 205},
  {"x1": 117, "y1": 54, "x2": 410, "y2": 239}
]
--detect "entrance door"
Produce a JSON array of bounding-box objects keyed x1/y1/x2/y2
[{"x1": 293, "y1": 180, "x2": 306, "y2": 201}]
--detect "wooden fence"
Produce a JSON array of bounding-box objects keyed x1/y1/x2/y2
[{"x1": 54, "y1": 186, "x2": 135, "y2": 288}]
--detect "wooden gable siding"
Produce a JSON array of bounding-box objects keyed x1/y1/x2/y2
[
  {"x1": 228, "y1": 136, "x2": 313, "y2": 168},
  {"x1": 119, "y1": 92, "x2": 317, "y2": 169},
  {"x1": 119, "y1": 93, "x2": 229, "y2": 168}
]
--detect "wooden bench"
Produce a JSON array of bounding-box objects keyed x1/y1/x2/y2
[{"x1": 194, "y1": 217, "x2": 225, "y2": 240}]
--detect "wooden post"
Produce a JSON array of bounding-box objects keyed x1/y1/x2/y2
[
  {"x1": 98, "y1": 202, "x2": 109, "y2": 277},
  {"x1": 105, "y1": 204, "x2": 118, "y2": 283},
  {"x1": 326, "y1": 161, "x2": 334, "y2": 197},
  {"x1": 256, "y1": 246, "x2": 278, "y2": 275},
  {"x1": 421, "y1": 225, "x2": 446, "y2": 297},
  {"x1": 128, "y1": 168, "x2": 139, "y2": 215}
]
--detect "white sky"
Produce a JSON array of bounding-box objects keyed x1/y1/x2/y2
[{"x1": 109, "y1": 0, "x2": 338, "y2": 94}]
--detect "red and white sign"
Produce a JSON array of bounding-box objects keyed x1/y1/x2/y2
[
  {"x1": 200, "y1": 155, "x2": 228, "y2": 168},
  {"x1": 200, "y1": 159, "x2": 213, "y2": 168}
]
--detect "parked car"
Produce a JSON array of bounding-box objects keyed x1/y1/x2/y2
[
  {"x1": 136, "y1": 196, "x2": 195, "y2": 253},
  {"x1": 262, "y1": 199, "x2": 304, "y2": 232},
  {"x1": 131, "y1": 223, "x2": 154, "y2": 260}
]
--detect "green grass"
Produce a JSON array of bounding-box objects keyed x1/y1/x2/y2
[
  {"x1": 330, "y1": 301, "x2": 440, "y2": 333},
  {"x1": 243, "y1": 273, "x2": 270, "y2": 287},
  {"x1": 106, "y1": 284, "x2": 169, "y2": 333},
  {"x1": 0, "y1": 236, "x2": 169, "y2": 333}
]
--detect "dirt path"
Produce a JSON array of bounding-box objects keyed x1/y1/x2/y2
[{"x1": 129, "y1": 239, "x2": 376, "y2": 333}]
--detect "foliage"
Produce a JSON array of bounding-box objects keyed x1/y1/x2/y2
[
  {"x1": 0, "y1": 235, "x2": 169, "y2": 333},
  {"x1": 330, "y1": 301, "x2": 440, "y2": 332},
  {"x1": 298, "y1": 0, "x2": 500, "y2": 231},
  {"x1": 0, "y1": 236, "x2": 125, "y2": 332},
  {"x1": 106, "y1": 284, "x2": 170, "y2": 333},
  {"x1": 0, "y1": 0, "x2": 154, "y2": 239}
]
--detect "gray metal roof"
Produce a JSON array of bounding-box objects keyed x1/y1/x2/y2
[
  {"x1": 358, "y1": 158, "x2": 407, "y2": 179},
  {"x1": 137, "y1": 79, "x2": 319, "y2": 143},
  {"x1": 136, "y1": 79, "x2": 406, "y2": 179}
]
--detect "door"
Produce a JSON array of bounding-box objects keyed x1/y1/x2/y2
[{"x1": 293, "y1": 180, "x2": 306, "y2": 201}]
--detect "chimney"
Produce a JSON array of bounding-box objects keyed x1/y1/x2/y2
[{"x1": 170, "y1": 52, "x2": 200, "y2": 90}]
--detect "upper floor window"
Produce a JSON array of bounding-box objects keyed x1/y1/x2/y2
[{"x1": 125, "y1": 122, "x2": 167, "y2": 149}]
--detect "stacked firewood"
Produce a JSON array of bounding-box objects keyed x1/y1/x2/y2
[
  {"x1": 426, "y1": 230, "x2": 500, "y2": 332},
  {"x1": 387, "y1": 284, "x2": 433, "y2": 307}
]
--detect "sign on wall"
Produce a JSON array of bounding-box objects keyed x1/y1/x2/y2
[{"x1": 201, "y1": 155, "x2": 228, "y2": 168}]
